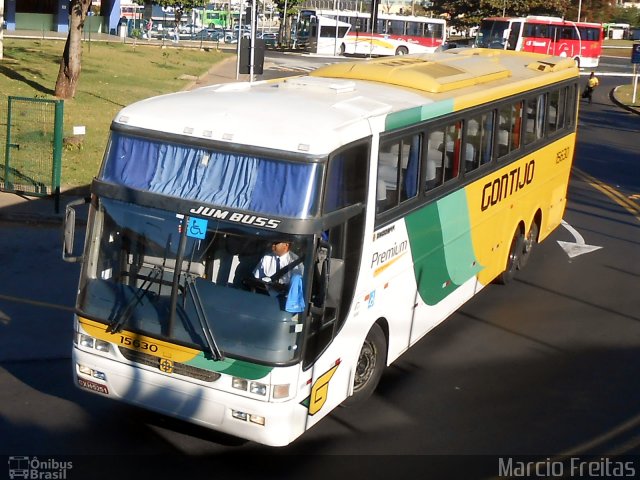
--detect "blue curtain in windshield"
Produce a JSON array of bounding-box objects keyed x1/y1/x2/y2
[{"x1": 101, "y1": 133, "x2": 319, "y2": 218}]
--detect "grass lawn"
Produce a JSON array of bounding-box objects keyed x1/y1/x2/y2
[
  {"x1": 615, "y1": 83, "x2": 640, "y2": 108},
  {"x1": 0, "y1": 38, "x2": 228, "y2": 189}
]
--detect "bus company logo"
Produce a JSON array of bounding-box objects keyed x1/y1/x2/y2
[
  {"x1": 373, "y1": 225, "x2": 395, "y2": 241},
  {"x1": 371, "y1": 239, "x2": 409, "y2": 275},
  {"x1": 8, "y1": 456, "x2": 73, "y2": 479},
  {"x1": 481, "y1": 159, "x2": 535, "y2": 212},
  {"x1": 159, "y1": 358, "x2": 174, "y2": 374},
  {"x1": 189, "y1": 206, "x2": 281, "y2": 229}
]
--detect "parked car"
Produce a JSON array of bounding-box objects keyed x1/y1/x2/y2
[
  {"x1": 260, "y1": 32, "x2": 278, "y2": 48},
  {"x1": 180, "y1": 23, "x2": 200, "y2": 34},
  {"x1": 190, "y1": 28, "x2": 215, "y2": 41}
]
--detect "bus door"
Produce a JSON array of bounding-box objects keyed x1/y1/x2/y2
[
  {"x1": 556, "y1": 25, "x2": 578, "y2": 58},
  {"x1": 303, "y1": 142, "x2": 367, "y2": 421},
  {"x1": 507, "y1": 20, "x2": 522, "y2": 50}
]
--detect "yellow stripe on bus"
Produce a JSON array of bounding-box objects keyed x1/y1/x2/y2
[{"x1": 79, "y1": 317, "x2": 200, "y2": 363}]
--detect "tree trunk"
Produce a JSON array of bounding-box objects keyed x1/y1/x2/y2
[{"x1": 54, "y1": 0, "x2": 92, "y2": 99}]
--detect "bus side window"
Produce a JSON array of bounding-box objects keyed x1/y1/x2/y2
[
  {"x1": 426, "y1": 128, "x2": 445, "y2": 191},
  {"x1": 497, "y1": 105, "x2": 512, "y2": 158},
  {"x1": 556, "y1": 88, "x2": 567, "y2": 130},
  {"x1": 377, "y1": 133, "x2": 421, "y2": 213},
  {"x1": 565, "y1": 84, "x2": 577, "y2": 128},
  {"x1": 547, "y1": 89, "x2": 559, "y2": 133},
  {"x1": 376, "y1": 140, "x2": 400, "y2": 213},
  {"x1": 444, "y1": 121, "x2": 462, "y2": 182},
  {"x1": 524, "y1": 94, "x2": 545, "y2": 145},
  {"x1": 479, "y1": 111, "x2": 495, "y2": 166},
  {"x1": 324, "y1": 143, "x2": 368, "y2": 214},
  {"x1": 510, "y1": 101, "x2": 523, "y2": 151},
  {"x1": 464, "y1": 117, "x2": 481, "y2": 173}
]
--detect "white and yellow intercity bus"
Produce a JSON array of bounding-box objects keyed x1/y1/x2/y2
[{"x1": 63, "y1": 48, "x2": 579, "y2": 446}]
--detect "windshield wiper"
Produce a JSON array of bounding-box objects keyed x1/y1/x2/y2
[
  {"x1": 185, "y1": 275, "x2": 224, "y2": 361},
  {"x1": 108, "y1": 266, "x2": 162, "y2": 334}
]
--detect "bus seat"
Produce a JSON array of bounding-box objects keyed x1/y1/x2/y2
[
  {"x1": 467, "y1": 119, "x2": 479, "y2": 136},
  {"x1": 464, "y1": 144, "x2": 476, "y2": 172},
  {"x1": 428, "y1": 131, "x2": 444, "y2": 149},
  {"x1": 128, "y1": 254, "x2": 205, "y2": 277},
  {"x1": 426, "y1": 148, "x2": 442, "y2": 190},
  {"x1": 497, "y1": 129, "x2": 509, "y2": 157}
]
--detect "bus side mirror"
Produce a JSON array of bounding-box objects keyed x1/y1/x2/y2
[
  {"x1": 312, "y1": 240, "x2": 344, "y2": 312},
  {"x1": 62, "y1": 197, "x2": 89, "y2": 263}
]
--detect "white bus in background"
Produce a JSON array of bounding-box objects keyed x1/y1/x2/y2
[
  {"x1": 604, "y1": 23, "x2": 630, "y2": 40},
  {"x1": 296, "y1": 12, "x2": 352, "y2": 55},
  {"x1": 299, "y1": 9, "x2": 446, "y2": 56}
]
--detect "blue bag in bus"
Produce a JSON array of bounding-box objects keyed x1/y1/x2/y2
[{"x1": 285, "y1": 273, "x2": 306, "y2": 313}]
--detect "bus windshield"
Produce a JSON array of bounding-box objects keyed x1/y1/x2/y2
[
  {"x1": 77, "y1": 197, "x2": 313, "y2": 365},
  {"x1": 475, "y1": 20, "x2": 511, "y2": 48}
]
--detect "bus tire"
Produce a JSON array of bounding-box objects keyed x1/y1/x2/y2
[
  {"x1": 395, "y1": 46, "x2": 409, "y2": 55},
  {"x1": 339, "y1": 43, "x2": 346, "y2": 56},
  {"x1": 518, "y1": 222, "x2": 539, "y2": 269},
  {"x1": 573, "y1": 56, "x2": 580, "y2": 68},
  {"x1": 342, "y1": 323, "x2": 387, "y2": 407},
  {"x1": 496, "y1": 227, "x2": 525, "y2": 284}
]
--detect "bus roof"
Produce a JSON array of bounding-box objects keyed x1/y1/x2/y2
[{"x1": 114, "y1": 49, "x2": 577, "y2": 156}]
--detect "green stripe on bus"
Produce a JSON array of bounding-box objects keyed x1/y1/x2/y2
[
  {"x1": 405, "y1": 191, "x2": 481, "y2": 305},
  {"x1": 385, "y1": 100, "x2": 454, "y2": 131},
  {"x1": 437, "y1": 189, "x2": 483, "y2": 285},
  {"x1": 186, "y1": 354, "x2": 273, "y2": 380}
]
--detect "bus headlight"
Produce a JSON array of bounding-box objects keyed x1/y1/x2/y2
[
  {"x1": 78, "y1": 333, "x2": 95, "y2": 349},
  {"x1": 249, "y1": 382, "x2": 267, "y2": 396},
  {"x1": 232, "y1": 378, "x2": 248, "y2": 391},
  {"x1": 77, "y1": 333, "x2": 111, "y2": 354},
  {"x1": 94, "y1": 340, "x2": 111, "y2": 353}
]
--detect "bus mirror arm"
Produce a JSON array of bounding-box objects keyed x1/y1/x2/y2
[{"x1": 62, "y1": 197, "x2": 90, "y2": 263}]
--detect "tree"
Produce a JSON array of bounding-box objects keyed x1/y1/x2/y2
[{"x1": 54, "y1": 0, "x2": 92, "y2": 99}]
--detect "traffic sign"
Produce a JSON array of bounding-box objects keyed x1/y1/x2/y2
[{"x1": 632, "y1": 42, "x2": 640, "y2": 64}]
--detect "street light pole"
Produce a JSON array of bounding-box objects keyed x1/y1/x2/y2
[
  {"x1": 577, "y1": 0, "x2": 582, "y2": 22},
  {"x1": 0, "y1": 0, "x2": 4, "y2": 60}
]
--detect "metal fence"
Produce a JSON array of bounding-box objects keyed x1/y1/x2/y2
[{"x1": 0, "y1": 96, "x2": 64, "y2": 208}]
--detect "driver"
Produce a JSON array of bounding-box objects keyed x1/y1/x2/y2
[{"x1": 253, "y1": 241, "x2": 302, "y2": 285}]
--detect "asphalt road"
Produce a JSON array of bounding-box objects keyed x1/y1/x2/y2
[{"x1": 0, "y1": 56, "x2": 638, "y2": 480}]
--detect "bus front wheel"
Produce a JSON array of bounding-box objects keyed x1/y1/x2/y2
[
  {"x1": 343, "y1": 323, "x2": 387, "y2": 407},
  {"x1": 339, "y1": 43, "x2": 346, "y2": 56},
  {"x1": 395, "y1": 46, "x2": 409, "y2": 55},
  {"x1": 496, "y1": 227, "x2": 525, "y2": 284}
]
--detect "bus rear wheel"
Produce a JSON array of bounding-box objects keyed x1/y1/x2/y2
[
  {"x1": 496, "y1": 228, "x2": 525, "y2": 284},
  {"x1": 342, "y1": 323, "x2": 387, "y2": 407},
  {"x1": 518, "y1": 222, "x2": 539, "y2": 269},
  {"x1": 395, "y1": 46, "x2": 409, "y2": 55}
]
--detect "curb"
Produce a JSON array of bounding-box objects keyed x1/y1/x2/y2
[{"x1": 610, "y1": 86, "x2": 640, "y2": 115}]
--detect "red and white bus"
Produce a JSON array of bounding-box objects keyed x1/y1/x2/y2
[
  {"x1": 299, "y1": 9, "x2": 446, "y2": 56},
  {"x1": 475, "y1": 16, "x2": 604, "y2": 67}
]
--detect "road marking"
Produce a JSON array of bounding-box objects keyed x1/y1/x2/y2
[
  {"x1": 0, "y1": 293, "x2": 74, "y2": 313},
  {"x1": 557, "y1": 220, "x2": 603, "y2": 258},
  {"x1": 573, "y1": 168, "x2": 640, "y2": 222}
]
